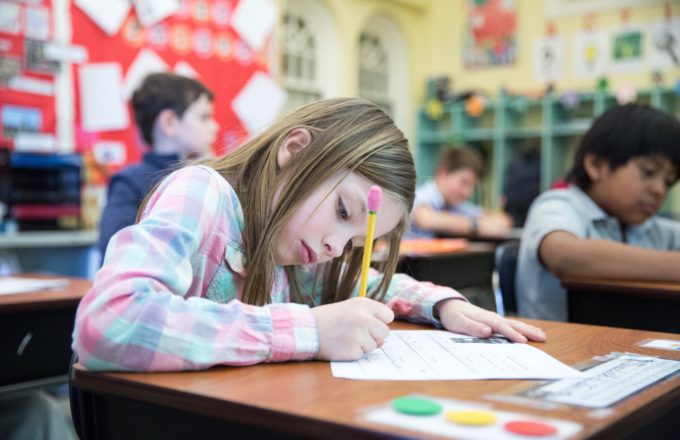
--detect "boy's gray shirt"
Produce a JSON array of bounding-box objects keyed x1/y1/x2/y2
[{"x1": 516, "y1": 185, "x2": 680, "y2": 321}]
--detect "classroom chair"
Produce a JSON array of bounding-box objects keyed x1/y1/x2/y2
[{"x1": 493, "y1": 240, "x2": 519, "y2": 316}]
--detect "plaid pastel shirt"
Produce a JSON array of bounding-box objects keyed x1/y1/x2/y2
[{"x1": 73, "y1": 166, "x2": 464, "y2": 371}]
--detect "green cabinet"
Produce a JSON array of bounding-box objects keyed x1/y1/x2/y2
[{"x1": 416, "y1": 87, "x2": 680, "y2": 217}]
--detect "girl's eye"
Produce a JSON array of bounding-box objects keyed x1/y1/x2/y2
[{"x1": 337, "y1": 197, "x2": 349, "y2": 221}]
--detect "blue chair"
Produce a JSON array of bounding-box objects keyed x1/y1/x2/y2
[{"x1": 493, "y1": 240, "x2": 520, "y2": 316}]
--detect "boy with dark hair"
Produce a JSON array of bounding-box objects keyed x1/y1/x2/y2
[
  {"x1": 407, "y1": 147, "x2": 513, "y2": 238},
  {"x1": 98, "y1": 73, "x2": 218, "y2": 258},
  {"x1": 517, "y1": 103, "x2": 680, "y2": 321}
]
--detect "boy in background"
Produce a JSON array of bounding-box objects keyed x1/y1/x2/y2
[
  {"x1": 97, "y1": 73, "x2": 218, "y2": 258},
  {"x1": 407, "y1": 147, "x2": 513, "y2": 238},
  {"x1": 516, "y1": 104, "x2": 680, "y2": 321}
]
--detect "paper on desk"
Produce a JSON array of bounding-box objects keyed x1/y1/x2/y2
[
  {"x1": 331, "y1": 331, "x2": 585, "y2": 380},
  {"x1": 0, "y1": 277, "x2": 70, "y2": 295}
]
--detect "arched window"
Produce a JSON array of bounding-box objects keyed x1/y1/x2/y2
[
  {"x1": 282, "y1": 0, "x2": 340, "y2": 111},
  {"x1": 283, "y1": 13, "x2": 321, "y2": 109},
  {"x1": 357, "y1": 16, "x2": 409, "y2": 132},
  {"x1": 358, "y1": 32, "x2": 392, "y2": 115}
]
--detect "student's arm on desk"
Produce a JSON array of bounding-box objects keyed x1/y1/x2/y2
[
  {"x1": 540, "y1": 231, "x2": 680, "y2": 281},
  {"x1": 412, "y1": 205, "x2": 512, "y2": 237},
  {"x1": 373, "y1": 270, "x2": 545, "y2": 344}
]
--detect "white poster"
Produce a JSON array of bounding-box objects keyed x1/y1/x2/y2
[
  {"x1": 611, "y1": 26, "x2": 646, "y2": 74},
  {"x1": 533, "y1": 36, "x2": 566, "y2": 83},
  {"x1": 649, "y1": 20, "x2": 680, "y2": 69},
  {"x1": 79, "y1": 63, "x2": 129, "y2": 132},
  {"x1": 231, "y1": 0, "x2": 278, "y2": 51},
  {"x1": 572, "y1": 30, "x2": 609, "y2": 78},
  {"x1": 122, "y1": 48, "x2": 169, "y2": 98},
  {"x1": 232, "y1": 71, "x2": 286, "y2": 134},
  {"x1": 75, "y1": 0, "x2": 131, "y2": 36}
]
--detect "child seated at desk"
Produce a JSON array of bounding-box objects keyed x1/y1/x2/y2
[
  {"x1": 73, "y1": 98, "x2": 544, "y2": 372},
  {"x1": 406, "y1": 147, "x2": 513, "y2": 239},
  {"x1": 97, "y1": 73, "x2": 219, "y2": 259},
  {"x1": 516, "y1": 103, "x2": 680, "y2": 321}
]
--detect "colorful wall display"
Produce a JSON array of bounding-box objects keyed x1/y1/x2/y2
[{"x1": 463, "y1": 0, "x2": 518, "y2": 69}]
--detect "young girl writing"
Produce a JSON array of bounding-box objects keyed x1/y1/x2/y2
[{"x1": 73, "y1": 98, "x2": 544, "y2": 371}]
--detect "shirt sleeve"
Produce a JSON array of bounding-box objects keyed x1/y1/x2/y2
[
  {"x1": 366, "y1": 270, "x2": 467, "y2": 326},
  {"x1": 73, "y1": 166, "x2": 318, "y2": 372},
  {"x1": 522, "y1": 193, "x2": 587, "y2": 266}
]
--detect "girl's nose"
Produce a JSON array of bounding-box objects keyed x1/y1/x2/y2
[{"x1": 323, "y1": 236, "x2": 346, "y2": 258}]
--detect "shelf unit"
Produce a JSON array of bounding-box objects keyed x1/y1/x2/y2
[{"x1": 416, "y1": 86, "x2": 680, "y2": 217}]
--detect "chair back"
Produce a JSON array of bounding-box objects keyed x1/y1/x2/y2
[{"x1": 494, "y1": 240, "x2": 520, "y2": 315}]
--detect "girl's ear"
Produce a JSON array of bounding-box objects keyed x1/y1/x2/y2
[
  {"x1": 157, "y1": 109, "x2": 179, "y2": 137},
  {"x1": 277, "y1": 128, "x2": 312, "y2": 168},
  {"x1": 583, "y1": 153, "x2": 605, "y2": 181}
]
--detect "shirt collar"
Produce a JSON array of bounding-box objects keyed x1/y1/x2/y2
[{"x1": 143, "y1": 152, "x2": 181, "y2": 170}]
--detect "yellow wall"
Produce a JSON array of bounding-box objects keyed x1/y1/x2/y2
[
  {"x1": 315, "y1": 0, "x2": 679, "y2": 135},
  {"x1": 424, "y1": 0, "x2": 680, "y2": 97}
]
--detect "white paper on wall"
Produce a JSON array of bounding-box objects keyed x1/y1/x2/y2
[
  {"x1": 93, "y1": 140, "x2": 127, "y2": 166},
  {"x1": 24, "y1": 5, "x2": 50, "y2": 40},
  {"x1": 0, "y1": 2, "x2": 22, "y2": 35},
  {"x1": 174, "y1": 61, "x2": 199, "y2": 78},
  {"x1": 232, "y1": 71, "x2": 286, "y2": 134},
  {"x1": 610, "y1": 26, "x2": 647, "y2": 74},
  {"x1": 231, "y1": 0, "x2": 278, "y2": 51},
  {"x1": 649, "y1": 20, "x2": 680, "y2": 69},
  {"x1": 123, "y1": 48, "x2": 169, "y2": 98},
  {"x1": 533, "y1": 35, "x2": 566, "y2": 83},
  {"x1": 75, "y1": 0, "x2": 131, "y2": 36},
  {"x1": 79, "y1": 63, "x2": 129, "y2": 132},
  {"x1": 572, "y1": 30, "x2": 609, "y2": 78}
]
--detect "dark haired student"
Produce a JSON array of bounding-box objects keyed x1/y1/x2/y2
[
  {"x1": 97, "y1": 73, "x2": 218, "y2": 259},
  {"x1": 517, "y1": 103, "x2": 680, "y2": 321}
]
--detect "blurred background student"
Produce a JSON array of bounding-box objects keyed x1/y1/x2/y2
[
  {"x1": 97, "y1": 73, "x2": 219, "y2": 259},
  {"x1": 407, "y1": 147, "x2": 513, "y2": 239},
  {"x1": 516, "y1": 104, "x2": 680, "y2": 321}
]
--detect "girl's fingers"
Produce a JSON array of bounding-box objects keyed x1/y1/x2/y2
[
  {"x1": 506, "y1": 319, "x2": 547, "y2": 342},
  {"x1": 474, "y1": 313, "x2": 527, "y2": 343},
  {"x1": 453, "y1": 314, "x2": 493, "y2": 338}
]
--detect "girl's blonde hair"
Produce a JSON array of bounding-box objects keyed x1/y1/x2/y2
[{"x1": 144, "y1": 97, "x2": 416, "y2": 306}]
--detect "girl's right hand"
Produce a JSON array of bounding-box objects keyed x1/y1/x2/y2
[{"x1": 311, "y1": 297, "x2": 394, "y2": 361}]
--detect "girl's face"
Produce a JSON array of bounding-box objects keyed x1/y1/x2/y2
[
  {"x1": 435, "y1": 167, "x2": 478, "y2": 207},
  {"x1": 174, "y1": 94, "x2": 219, "y2": 159},
  {"x1": 587, "y1": 155, "x2": 677, "y2": 225},
  {"x1": 275, "y1": 171, "x2": 406, "y2": 266}
]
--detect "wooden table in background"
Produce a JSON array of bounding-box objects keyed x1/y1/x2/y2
[
  {"x1": 0, "y1": 274, "x2": 91, "y2": 395},
  {"x1": 73, "y1": 320, "x2": 680, "y2": 439},
  {"x1": 397, "y1": 240, "x2": 497, "y2": 291},
  {"x1": 563, "y1": 276, "x2": 680, "y2": 333}
]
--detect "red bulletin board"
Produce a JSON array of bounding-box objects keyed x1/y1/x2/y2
[
  {"x1": 71, "y1": 0, "x2": 270, "y2": 170},
  {"x1": 0, "y1": 0, "x2": 56, "y2": 148}
]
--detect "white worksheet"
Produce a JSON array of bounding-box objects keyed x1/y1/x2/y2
[
  {"x1": 520, "y1": 353, "x2": 680, "y2": 408},
  {"x1": 331, "y1": 331, "x2": 585, "y2": 380}
]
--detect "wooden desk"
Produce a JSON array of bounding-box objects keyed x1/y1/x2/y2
[
  {"x1": 0, "y1": 274, "x2": 91, "y2": 395},
  {"x1": 563, "y1": 276, "x2": 680, "y2": 333},
  {"x1": 397, "y1": 241, "x2": 496, "y2": 290},
  {"x1": 73, "y1": 320, "x2": 680, "y2": 439}
]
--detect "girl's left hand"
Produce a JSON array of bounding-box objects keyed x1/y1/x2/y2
[{"x1": 435, "y1": 299, "x2": 546, "y2": 343}]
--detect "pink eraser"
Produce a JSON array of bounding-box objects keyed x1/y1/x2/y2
[{"x1": 367, "y1": 185, "x2": 382, "y2": 211}]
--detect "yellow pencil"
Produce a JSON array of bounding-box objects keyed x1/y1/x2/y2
[{"x1": 359, "y1": 185, "x2": 383, "y2": 297}]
